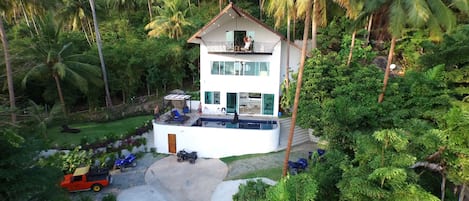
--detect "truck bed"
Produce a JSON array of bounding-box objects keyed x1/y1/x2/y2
[{"x1": 87, "y1": 168, "x2": 110, "y2": 182}]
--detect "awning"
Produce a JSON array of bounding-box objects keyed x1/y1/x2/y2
[{"x1": 164, "y1": 94, "x2": 191, "y2": 101}]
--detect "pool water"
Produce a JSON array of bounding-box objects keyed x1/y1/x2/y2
[{"x1": 192, "y1": 117, "x2": 277, "y2": 130}]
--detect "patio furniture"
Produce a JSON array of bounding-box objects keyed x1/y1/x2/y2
[
  {"x1": 172, "y1": 109, "x2": 184, "y2": 123},
  {"x1": 183, "y1": 106, "x2": 190, "y2": 115}
]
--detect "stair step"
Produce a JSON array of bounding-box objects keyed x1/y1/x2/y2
[{"x1": 276, "y1": 117, "x2": 311, "y2": 151}]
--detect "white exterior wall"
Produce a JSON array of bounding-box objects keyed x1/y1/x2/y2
[
  {"x1": 279, "y1": 42, "x2": 302, "y2": 94},
  {"x1": 153, "y1": 122, "x2": 280, "y2": 158},
  {"x1": 199, "y1": 18, "x2": 283, "y2": 116}
]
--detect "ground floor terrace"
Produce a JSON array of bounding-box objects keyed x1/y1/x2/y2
[{"x1": 152, "y1": 107, "x2": 280, "y2": 158}]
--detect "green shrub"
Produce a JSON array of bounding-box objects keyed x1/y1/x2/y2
[
  {"x1": 102, "y1": 193, "x2": 117, "y2": 201},
  {"x1": 233, "y1": 179, "x2": 271, "y2": 201}
]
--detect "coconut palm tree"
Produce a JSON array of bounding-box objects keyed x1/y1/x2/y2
[
  {"x1": 144, "y1": 0, "x2": 192, "y2": 40},
  {"x1": 22, "y1": 12, "x2": 103, "y2": 115},
  {"x1": 282, "y1": 0, "x2": 312, "y2": 177},
  {"x1": 89, "y1": 0, "x2": 112, "y2": 107},
  {"x1": 0, "y1": 1, "x2": 16, "y2": 123},
  {"x1": 266, "y1": 0, "x2": 295, "y2": 95},
  {"x1": 367, "y1": 0, "x2": 463, "y2": 103},
  {"x1": 297, "y1": 0, "x2": 327, "y2": 50},
  {"x1": 333, "y1": 0, "x2": 365, "y2": 66},
  {"x1": 58, "y1": 0, "x2": 94, "y2": 45}
]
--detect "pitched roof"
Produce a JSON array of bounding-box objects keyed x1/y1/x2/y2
[{"x1": 187, "y1": 2, "x2": 285, "y2": 43}]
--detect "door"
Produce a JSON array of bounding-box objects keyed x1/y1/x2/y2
[
  {"x1": 168, "y1": 134, "x2": 176, "y2": 153},
  {"x1": 262, "y1": 94, "x2": 274, "y2": 115},
  {"x1": 226, "y1": 93, "x2": 238, "y2": 114}
]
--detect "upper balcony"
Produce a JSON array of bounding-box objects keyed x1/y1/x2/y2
[{"x1": 204, "y1": 41, "x2": 277, "y2": 55}]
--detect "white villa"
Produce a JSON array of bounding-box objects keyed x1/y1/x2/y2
[{"x1": 152, "y1": 3, "x2": 302, "y2": 158}]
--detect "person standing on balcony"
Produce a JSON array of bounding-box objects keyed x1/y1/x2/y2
[{"x1": 243, "y1": 36, "x2": 251, "y2": 50}]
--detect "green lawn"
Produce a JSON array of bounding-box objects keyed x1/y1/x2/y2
[
  {"x1": 227, "y1": 167, "x2": 283, "y2": 181},
  {"x1": 47, "y1": 115, "x2": 153, "y2": 148}
]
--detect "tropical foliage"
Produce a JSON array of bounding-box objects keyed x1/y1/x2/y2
[{"x1": 1, "y1": 0, "x2": 469, "y2": 200}]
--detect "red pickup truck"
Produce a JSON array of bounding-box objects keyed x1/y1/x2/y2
[{"x1": 60, "y1": 166, "x2": 112, "y2": 192}]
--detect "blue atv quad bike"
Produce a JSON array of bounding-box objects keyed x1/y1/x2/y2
[
  {"x1": 288, "y1": 158, "x2": 308, "y2": 175},
  {"x1": 114, "y1": 153, "x2": 137, "y2": 171}
]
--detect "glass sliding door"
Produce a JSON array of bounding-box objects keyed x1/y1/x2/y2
[
  {"x1": 226, "y1": 93, "x2": 238, "y2": 114},
  {"x1": 262, "y1": 94, "x2": 274, "y2": 115}
]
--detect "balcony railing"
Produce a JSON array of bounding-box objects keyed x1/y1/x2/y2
[{"x1": 204, "y1": 41, "x2": 277, "y2": 54}]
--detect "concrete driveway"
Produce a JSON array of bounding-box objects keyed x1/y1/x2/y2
[{"x1": 117, "y1": 155, "x2": 227, "y2": 201}]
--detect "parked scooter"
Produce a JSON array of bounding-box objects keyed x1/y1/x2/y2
[{"x1": 114, "y1": 154, "x2": 137, "y2": 171}]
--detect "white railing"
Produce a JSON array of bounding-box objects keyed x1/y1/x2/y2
[{"x1": 204, "y1": 41, "x2": 277, "y2": 53}]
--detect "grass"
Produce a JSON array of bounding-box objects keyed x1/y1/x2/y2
[
  {"x1": 220, "y1": 153, "x2": 267, "y2": 165},
  {"x1": 227, "y1": 167, "x2": 283, "y2": 181},
  {"x1": 47, "y1": 115, "x2": 153, "y2": 148}
]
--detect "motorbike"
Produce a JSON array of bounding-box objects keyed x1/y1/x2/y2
[
  {"x1": 288, "y1": 158, "x2": 308, "y2": 175},
  {"x1": 114, "y1": 153, "x2": 137, "y2": 171}
]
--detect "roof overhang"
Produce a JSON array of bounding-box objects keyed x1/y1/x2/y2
[
  {"x1": 187, "y1": 2, "x2": 285, "y2": 44},
  {"x1": 164, "y1": 94, "x2": 191, "y2": 101}
]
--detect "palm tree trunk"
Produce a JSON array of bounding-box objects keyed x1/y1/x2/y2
[
  {"x1": 378, "y1": 36, "x2": 396, "y2": 103},
  {"x1": 259, "y1": 0, "x2": 264, "y2": 21},
  {"x1": 285, "y1": 15, "x2": 291, "y2": 92},
  {"x1": 80, "y1": 18, "x2": 92, "y2": 46},
  {"x1": 441, "y1": 173, "x2": 446, "y2": 201},
  {"x1": 20, "y1": 1, "x2": 31, "y2": 29},
  {"x1": 87, "y1": 18, "x2": 95, "y2": 43},
  {"x1": 311, "y1": 1, "x2": 317, "y2": 50},
  {"x1": 0, "y1": 18, "x2": 17, "y2": 123},
  {"x1": 147, "y1": 0, "x2": 153, "y2": 21},
  {"x1": 366, "y1": 14, "x2": 373, "y2": 46},
  {"x1": 89, "y1": 0, "x2": 113, "y2": 107},
  {"x1": 346, "y1": 29, "x2": 356, "y2": 66},
  {"x1": 459, "y1": 184, "x2": 466, "y2": 201},
  {"x1": 282, "y1": 0, "x2": 312, "y2": 177},
  {"x1": 28, "y1": 7, "x2": 39, "y2": 35},
  {"x1": 53, "y1": 74, "x2": 67, "y2": 116}
]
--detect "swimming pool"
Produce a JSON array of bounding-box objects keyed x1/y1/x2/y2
[{"x1": 192, "y1": 117, "x2": 278, "y2": 129}]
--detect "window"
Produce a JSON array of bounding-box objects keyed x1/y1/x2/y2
[
  {"x1": 211, "y1": 61, "x2": 220, "y2": 74},
  {"x1": 260, "y1": 62, "x2": 269, "y2": 76},
  {"x1": 211, "y1": 61, "x2": 269, "y2": 76},
  {"x1": 225, "y1": 62, "x2": 234, "y2": 75},
  {"x1": 244, "y1": 62, "x2": 258, "y2": 76},
  {"x1": 205, "y1": 91, "x2": 220, "y2": 104}
]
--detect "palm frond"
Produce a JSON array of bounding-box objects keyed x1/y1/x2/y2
[
  {"x1": 22, "y1": 64, "x2": 48, "y2": 87},
  {"x1": 404, "y1": 0, "x2": 431, "y2": 27},
  {"x1": 424, "y1": 64, "x2": 446, "y2": 82},
  {"x1": 54, "y1": 62, "x2": 67, "y2": 79},
  {"x1": 64, "y1": 67, "x2": 89, "y2": 94},
  {"x1": 426, "y1": 17, "x2": 444, "y2": 42},
  {"x1": 388, "y1": 1, "x2": 406, "y2": 37},
  {"x1": 429, "y1": 1, "x2": 457, "y2": 32},
  {"x1": 452, "y1": 0, "x2": 469, "y2": 13}
]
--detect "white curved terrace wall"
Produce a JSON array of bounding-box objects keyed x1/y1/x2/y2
[{"x1": 153, "y1": 121, "x2": 280, "y2": 158}]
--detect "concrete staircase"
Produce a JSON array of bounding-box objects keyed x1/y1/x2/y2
[{"x1": 276, "y1": 118, "x2": 311, "y2": 151}]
